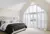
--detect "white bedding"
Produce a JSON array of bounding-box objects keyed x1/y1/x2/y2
[{"x1": 0, "y1": 22, "x2": 12, "y2": 31}]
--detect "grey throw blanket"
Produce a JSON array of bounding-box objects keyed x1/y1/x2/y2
[{"x1": 5, "y1": 23, "x2": 27, "y2": 34}]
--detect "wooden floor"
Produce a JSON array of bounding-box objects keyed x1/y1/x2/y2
[{"x1": 0, "y1": 32, "x2": 7, "y2": 34}]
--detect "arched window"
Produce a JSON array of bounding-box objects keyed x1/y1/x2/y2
[{"x1": 23, "y1": 2, "x2": 47, "y2": 30}]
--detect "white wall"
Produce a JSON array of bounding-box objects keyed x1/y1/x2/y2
[
  {"x1": 0, "y1": 3, "x2": 26, "y2": 23},
  {"x1": 0, "y1": 9, "x2": 19, "y2": 17},
  {"x1": 0, "y1": 3, "x2": 25, "y2": 17},
  {"x1": 19, "y1": 0, "x2": 50, "y2": 30},
  {"x1": 0, "y1": 0, "x2": 28, "y2": 8}
]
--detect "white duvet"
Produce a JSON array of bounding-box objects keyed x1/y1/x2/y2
[{"x1": 0, "y1": 22, "x2": 12, "y2": 31}]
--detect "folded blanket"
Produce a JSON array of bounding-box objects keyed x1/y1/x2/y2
[{"x1": 0, "y1": 22, "x2": 23, "y2": 31}]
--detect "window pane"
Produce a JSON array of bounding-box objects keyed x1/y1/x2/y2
[
  {"x1": 32, "y1": 5, "x2": 36, "y2": 12},
  {"x1": 23, "y1": 4, "x2": 47, "y2": 29},
  {"x1": 38, "y1": 13, "x2": 42, "y2": 28},
  {"x1": 29, "y1": 6, "x2": 33, "y2": 13},
  {"x1": 37, "y1": 6, "x2": 42, "y2": 12}
]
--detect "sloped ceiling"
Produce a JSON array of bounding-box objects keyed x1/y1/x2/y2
[
  {"x1": 0, "y1": 0, "x2": 28, "y2": 8},
  {"x1": 45, "y1": 0, "x2": 50, "y2": 4},
  {"x1": 0, "y1": 0, "x2": 49, "y2": 8}
]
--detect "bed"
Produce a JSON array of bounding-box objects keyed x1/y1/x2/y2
[{"x1": 5, "y1": 23, "x2": 27, "y2": 34}]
